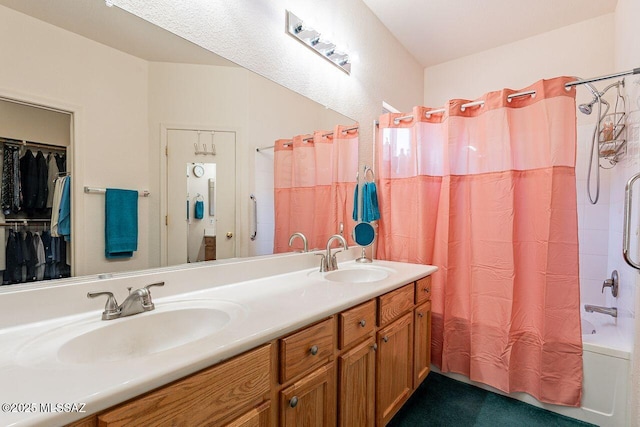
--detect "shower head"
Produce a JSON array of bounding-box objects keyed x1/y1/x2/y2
[{"x1": 579, "y1": 97, "x2": 597, "y2": 115}]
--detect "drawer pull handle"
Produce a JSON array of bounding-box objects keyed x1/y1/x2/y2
[
  {"x1": 310, "y1": 345, "x2": 319, "y2": 356},
  {"x1": 372, "y1": 343, "x2": 378, "y2": 351},
  {"x1": 382, "y1": 336, "x2": 389, "y2": 343},
  {"x1": 290, "y1": 396, "x2": 298, "y2": 408},
  {"x1": 359, "y1": 319, "x2": 366, "y2": 327},
  {"x1": 417, "y1": 312, "x2": 424, "y2": 318},
  {"x1": 423, "y1": 288, "x2": 430, "y2": 293}
]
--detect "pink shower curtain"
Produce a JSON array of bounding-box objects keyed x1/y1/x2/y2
[
  {"x1": 377, "y1": 77, "x2": 583, "y2": 406},
  {"x1": 274, "y1": 125, "x2": 358, "y2": 252}
]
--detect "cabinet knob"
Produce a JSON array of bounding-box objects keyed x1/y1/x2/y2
[
  {"x1": 423, "y1": 288, "x2": 430, "y2": 293},
  {"x1": 372, "y1": 343, "x2": 378, "y2": 351},
  {"x1": 359, "y1": 319, "x2": 366, "y2": 327},
  {"x1": 417, "y1": 312, "x2": 424, "y2": 318},
  {"x1": 290, "y1": 396, "x2": 298, "y2": 408},
  {"x1": 382, "y1": 336, "x2": 389, "y2": 343},
  {"x1": 310, "y1": 345, "x2": 319, "y2": 356}
]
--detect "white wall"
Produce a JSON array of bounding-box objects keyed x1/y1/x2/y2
[
  {"x1": 424, "y1": 14, "x2": 615, "y2": 125},
  {"x1": 109, "y1": 0, "x2": 425, "y2": 169},
  {"x1": 148, "y1": 62, "x2": 352, "y2": 259},
  {"x1": 0, "y1": 5, "x2": 150, "y2": 277},
  {"x1": 0, "y1": 100, "x2": 70, "y2": 147}
]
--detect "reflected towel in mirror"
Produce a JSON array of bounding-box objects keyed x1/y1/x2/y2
[
  {"x1": 105, "y1": 188, "x2": 138, "y2": 259},
  {"x1": 362, "y1": 182, "x2": 380, "y2": 223}
]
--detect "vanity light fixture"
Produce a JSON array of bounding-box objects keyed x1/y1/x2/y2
[{"x1": 286, "y1": 10, "x2": 351, "y2": 75}]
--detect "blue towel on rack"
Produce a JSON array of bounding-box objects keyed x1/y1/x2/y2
[
  {"x1": 362, "y1": 182, "x2": 380, "y2": 223},
  {"x1": 105, "y1": 188, "x2": 138, "y2": 259}
]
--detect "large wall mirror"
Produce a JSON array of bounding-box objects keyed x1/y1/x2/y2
[{"x1": 0, "y1": 0, "x2": 357, "y2": 289}]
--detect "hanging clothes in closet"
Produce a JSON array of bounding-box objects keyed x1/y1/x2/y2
[
  {"x1": 50, "y1": 175, "x2": 71, "y2": 241},
  {"x1": 1, "y1": 145, "x2": 20, "y2": 215},
  {"x1": 0, "y1": 139, "x2": 70, "y2": 286},
  {"x1": 2, "y1": 228, "x2": 69, "y2": 285}
]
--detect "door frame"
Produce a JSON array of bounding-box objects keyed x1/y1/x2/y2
[{"x1": 159, "y1": 123, "x2": 244, "y2": 266}]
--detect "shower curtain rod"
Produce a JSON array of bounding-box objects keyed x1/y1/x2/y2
[
  {"x1": 393, "y1": 89, "x2": 538, "y2": 124},
  {"x1": 565, "y1": 67, "x2": 640, "y2": 88},
  {"x1": 255, "y1": 126, "x2": 359, "y2": 152}
]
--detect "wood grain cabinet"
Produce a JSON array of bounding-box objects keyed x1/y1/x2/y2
[
  {"x1": 64, "y1": 275, "x2": 435, "y2": 427},
  {"x1": 413, "y1": 300, "x2": 432, "y2": 388},
  {"x1": 338, "y1": 337, "x2": 376, "y2": 427},
  {"x1": 280, "y1": 363, "x2": 337, "y2": 427},
  {"x1": 376, "y1": 311, "x2": 414, "y2": 426},
  {"x1": 98, "y1": 344, "x2": 271, "y2": 427},
  {"x1": 226, "y1": 401, "x2": 271, "y2": 427}
]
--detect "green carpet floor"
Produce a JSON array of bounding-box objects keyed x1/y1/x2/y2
[{"x1": 388, "y1": 373, "x2": 596, "y2": 427}]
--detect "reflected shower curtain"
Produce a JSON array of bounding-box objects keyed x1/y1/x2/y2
[
  {"x1": 274, "y1": 125, "x2": 358, "y2": 252},
  {"x1": 376, "y1": 77, "x2": 583, "y2": 406}
]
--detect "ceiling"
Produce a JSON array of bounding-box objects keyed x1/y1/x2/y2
[
  {"x1": 0, "y1": 0, "x2": 236, "y2": 67},
  {"x1": 362, "y1": 0, "x2": 618, "y2": 67}
]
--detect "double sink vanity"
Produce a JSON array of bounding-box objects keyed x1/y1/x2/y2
[{"x1": 0, "y1": 248, "x2": 436, "y2": 426}]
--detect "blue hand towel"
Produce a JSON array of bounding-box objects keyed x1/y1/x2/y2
[
  {"x1": 105, "y1": 188, "x2": 138, "y2": 259},
  {"x1": 195, "y1": 200, "x2": 204, "y2": 219},
  {"x1": 352, "y1": 184, "x2": 359, "y2": 221},
  {"x1": 362, "y1": 182, "x2": 380, "y2": 223}
]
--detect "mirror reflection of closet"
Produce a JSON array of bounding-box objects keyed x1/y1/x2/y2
[{"x1": 0, "y1": 98, "x2": 72, "y2": 285}]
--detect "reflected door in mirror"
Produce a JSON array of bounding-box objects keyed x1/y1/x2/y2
[{"x1": 166, "y1": 129, "x2": 236, "y2": 264}]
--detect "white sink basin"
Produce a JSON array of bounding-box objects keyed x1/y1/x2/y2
[
  {"x1": 16, "y1": 299, "x2": 245, "y2": 366},
  {"x1": 309, "y1": 265, "x2": 395, "y2": 283}
]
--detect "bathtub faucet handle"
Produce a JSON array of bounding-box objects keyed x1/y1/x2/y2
[{"x1": 601, "y1": 270, "x2": 619, "y2": 297}]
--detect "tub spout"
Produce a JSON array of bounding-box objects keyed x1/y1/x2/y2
[{"x1": 584, "y1": 304, "x2": 618, "y2": 318}]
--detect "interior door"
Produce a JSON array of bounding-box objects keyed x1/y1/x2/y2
[{"x1": 166, "y1": 129, "x2": 236, "y2": 264}]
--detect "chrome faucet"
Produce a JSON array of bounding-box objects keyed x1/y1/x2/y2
[
  {"x1": 317, "y1": 234, "x2": 348, "y2": 272},
  {"x1": 584, "y1": 304, "x2": 618, "y2": 318},
  {"x1": 288, "y1": 232, "x2": 308, "y2": 252},
  {"x1": 88, "y1": 282, "x2": 165, "y2": 320}
]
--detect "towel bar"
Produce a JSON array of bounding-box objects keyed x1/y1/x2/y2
[{"x1": 84, "y1": 186, "x2": 150, "y2": 197}]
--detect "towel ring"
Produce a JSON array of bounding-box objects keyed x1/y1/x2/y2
[{"x1": 364, "y1": 167, "x2": 375, "y2": 183}]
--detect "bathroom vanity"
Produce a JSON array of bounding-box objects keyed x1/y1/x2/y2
[{"x1": 0, "y1": 250, "x2": 436, "y2": 426}]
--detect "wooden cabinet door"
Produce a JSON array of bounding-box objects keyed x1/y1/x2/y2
[
  {"x1": 225, "y1": 401, "x2": 271, "y2": 427},
  {"x1": 280, "y1": 363, "x2": 336, "y2": 427},
  {"x1": 413, "y1": 300, "x2": 432, "y2": 388},
  {"x1": 98, "y1": 345, "x2": 271, "y2": 426},
  {"x1": 338, "y1": 337, "x2": 376, "y2": 427},
  {"x1": 376, "y1": 312, "x2": 413, "y2": 426}
]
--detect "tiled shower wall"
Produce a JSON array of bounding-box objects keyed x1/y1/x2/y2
[
  {"x1": 577, "y1": 81, "x2": 640, "y2": 338},
  {"x1": 606, "y1": 90, "x2": 640, "y2": 336},
  {"x1": 577, "y1": 124, "x2": 612, "y2": 308},
  {"x1": 253, "y1": 149, "x2": 275, "y2": 256}
]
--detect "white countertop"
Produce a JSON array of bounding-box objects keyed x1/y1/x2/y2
[{"x1": 0, "y1": 256, "x2": 436, "y2": 426}]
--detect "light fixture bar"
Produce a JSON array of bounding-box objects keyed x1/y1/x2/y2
[{"x1": 286, "y1": 10, "x2": 351, "y2": 75}]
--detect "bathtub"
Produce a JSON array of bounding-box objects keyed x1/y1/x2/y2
[{"x1": 433, "y1": 311, "x2": 633, "y2": 426}]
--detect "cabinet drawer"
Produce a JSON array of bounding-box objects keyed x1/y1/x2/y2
[
  {"x1": 339, "y1": 299, "x2": 376, "y2": 349},
  {"x1": 378, "y1": 284, "x2": 414, "y2": 326},
  {"x1": 280, "y1": 317, "x2": 335, "y2": 383},
  {"x1": 98, "y1": 344, "x2": 271, "y2": 426},
  {"x1": 415, "y1": 276, "x2": 432, "y2": 303}
]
